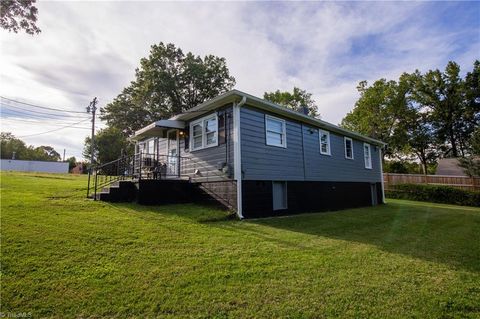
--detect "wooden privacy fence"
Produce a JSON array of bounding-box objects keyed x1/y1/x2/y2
[{"x1": 384, "y1": 173, "x2": 480, "y2": 192}]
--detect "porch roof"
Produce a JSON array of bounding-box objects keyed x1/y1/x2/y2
[{"x1": 132, "y1": 120, "x2": 185, "y2": 140}]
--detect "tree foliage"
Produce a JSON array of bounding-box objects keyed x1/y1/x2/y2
[
  {"x1": 342, "y1": 60, "x2": 480, "y2": 173},
  {"x1": 458, "y1": 127, "x2": 480, "y2": 177},
  {"x1": 402, "y1": 111, "x2": 438, "y2": 174},
  {"x1": 83, "y1": 127, "x2": 133, "y2": 165},
  {"x1": 340, "y1": 76, "x2": 410, "y2": 159},
  {"x1": 0, "y1": 132, "x2": 60, "y2": 161},
  {"x1": 263, "y1": 87, "x2": 320, "y2": 117},
  {"x1": 410, "y1": 61, "x2": 479, "y2": 157},
  {"x1": 0, "y1": 0, "x2": 41, "y2": 35},
  {"x1": 66, "y1": 156, "x2": 77, "y2": 171},
  {"x1": 101, "y1": 42, "x2": 236, "y2": 136},
  {"x1": 383, "y1": 160, "x2": 436, "y2": 175}
]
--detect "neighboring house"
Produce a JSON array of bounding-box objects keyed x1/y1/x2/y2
[
  {"x1": 436, "y1": 158, "x2": 468, "y2": 176},
  {"x1": 71, "y1": 163, "x2": 85, "y2": 174},
  {"x1": 91, "y1": 90, "x2": 385, "y2": 219}
]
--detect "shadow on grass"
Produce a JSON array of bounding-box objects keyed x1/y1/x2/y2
[
  {"x1": 249, "y1": 200, "x2": 480, "y2": 273},
  {"x1": 102, "y1": 201, "x2": 236, "y2": 223},
  {"x1": 101, "y1": 199, "x2": 480, "y2": 273}
]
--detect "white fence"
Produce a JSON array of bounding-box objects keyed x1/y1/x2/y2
[{"x1": 0, "y1": 159, "x2": 69, "y2": 173}]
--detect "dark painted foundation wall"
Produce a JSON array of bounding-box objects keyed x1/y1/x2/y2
[
  {"x1": 136, "y1": 180, "x2": 237, "y2": 210},
  {"x1": 242, "y1": 180, "x2": 383, "y2": 218}
]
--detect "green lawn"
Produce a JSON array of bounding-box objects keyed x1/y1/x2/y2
[{"x1": 1, "y1": 172, "x2": 479, "y2": 318}]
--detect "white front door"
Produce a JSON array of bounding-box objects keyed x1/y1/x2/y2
[{"x1": 167, "y1": 130, "x2": 179, "y2": 176}]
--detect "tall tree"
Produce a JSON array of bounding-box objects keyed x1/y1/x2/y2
[
  {"x1": 66, "y1": 156, "x2": 77, "y2": 171},
  {"x1": 263, "y1": 87, "x2": 320, "y2": 117},
  {"x1": 0, "y1": 0, "x2": 41, "y2": 34},
  {"x1": 403, "y1": 111, "x2": 438, "y2": 174},
  {"x1": 101, "y1": 42, "x2": 236, "y2": 136},
  {"x1": 463, "y1": 60, "x2": 480, "y2": 152},
  {"x1": 83, "y1": 127, "x2": 133, "y2": 165},
  {"x1": 410, "y1": 61, "x2": 479, "y2": 157},
  {"x1": 458, "y1": 127, "x2": 480, "y2": 177},
  {"x1": 340, "y1": 75, "x2": 411, "y2": 160}
]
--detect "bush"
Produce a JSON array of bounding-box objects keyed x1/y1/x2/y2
[{"x1": 386, "y1": 184, "x2": 480, "y2": 207}]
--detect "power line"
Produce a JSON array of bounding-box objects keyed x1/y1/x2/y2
[
  {"x1": 0, "y1": 102, "x2": 90, "y2": 118},
  {"x1": 0, "y1": 96, "x2": 89, "y2": 114},
  {"x1": 1, "y1": 115, "x2": 101, "y2": 128},
  {"x1": 17, "y1": 118, "x2": 92, "y2": 138},
  {"x1": 0, "y1": 107, "x2": 90, "y2": 123}
]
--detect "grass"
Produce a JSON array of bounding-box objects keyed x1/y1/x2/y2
[{"x1": 1, "y1": 171, "x2": 479, "y2": 318}]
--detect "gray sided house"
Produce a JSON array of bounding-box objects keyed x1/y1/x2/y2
[{"x1": 91, "y1": 90, "x2": 385, "y2": 219}]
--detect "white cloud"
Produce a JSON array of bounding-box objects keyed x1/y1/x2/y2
[{"x1": 0, "y1": 1, "x2": 478, "y2": 159}]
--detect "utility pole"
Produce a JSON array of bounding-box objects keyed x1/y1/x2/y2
[
  {"x1": 63, "y1": 149, "x2": 66, "y2": 161},
  {"x1": 86, "y1": 97, "x2": 97, "y2": 198},
  {"x1": 86, "y1": 97, "x2": 98, "y2": 165}
]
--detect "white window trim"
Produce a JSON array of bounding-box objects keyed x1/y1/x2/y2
[
  {"x1": 189, "y1": 113, "x2": 219, "y2": 151},
  {"x1": 344, "y1": 137, "x2": 354, "y2": 160},
  {"x1": 319, "y1": 129, "x2": 331, "y2": 155},
  {"x1": 265, "y1": 114, "x2": 287, "y2": 148},
  {"x1": 364, "y1": 143, "x2": 372, "y2": 169}
]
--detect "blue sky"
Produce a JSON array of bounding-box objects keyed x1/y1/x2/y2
[{"x1": 1, "y1": 1, "x2": 479, "y2": 160}]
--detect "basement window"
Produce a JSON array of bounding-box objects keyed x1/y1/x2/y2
[{"x1": 272, "y1": 181, "x2": 287, "y2": 210}]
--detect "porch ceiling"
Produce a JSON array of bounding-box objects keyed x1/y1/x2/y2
[{"x1": 132, "y1": 120, "x2": 185, "y2": 140}]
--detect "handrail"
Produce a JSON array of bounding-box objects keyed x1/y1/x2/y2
[{"x1": 86, "y1": 151, "x2": 231, "y2": 199}]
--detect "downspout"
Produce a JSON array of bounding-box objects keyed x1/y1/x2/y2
[
  {"x1": 379, "y1": 146, "x2": 385, "y2": 204},
  {"x1": 233, "y1": 96, "x2": 247, "y2": 219}
]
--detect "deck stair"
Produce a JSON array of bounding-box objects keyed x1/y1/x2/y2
[
  {"x1": 95, "y1": 180, "x2": 137, "y2": 202},
  {"x1": 87, "y1": 152, "x2": 235, "y2": 210}
]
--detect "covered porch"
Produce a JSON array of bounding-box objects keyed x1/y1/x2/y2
[{"x1": 132, "y1": 119, "x2": 188, "y2": 180}]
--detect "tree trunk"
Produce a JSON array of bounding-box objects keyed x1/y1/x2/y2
[
  {"x1": 417, "y1": 151, "x2": 428, "y2": 174},
  {"x1": 450, "y1": 129, "x2": 458, "y2": 157}
]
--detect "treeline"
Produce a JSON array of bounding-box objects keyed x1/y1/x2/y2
[
  {"x1": 341, "y1": 61, "x2": 480, "y2": 175},
  {"x1": 0, "y1": 132, "x2": 78, "y2": 170},
  {"x1": 1, "y1": 132, "x2": 62, "y2": 161}
]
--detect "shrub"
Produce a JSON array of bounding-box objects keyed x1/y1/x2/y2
[{"x1": 386, "y1": 184, "x2": 480, "y2": 207}]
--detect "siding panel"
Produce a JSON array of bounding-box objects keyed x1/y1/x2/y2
[
  {"x1": 240, "y1": 106, "x2": 382, "y2": 183},
  {"x1": 241, "y1": 107, "x2": 304, "y2": 180},
  {"x1": 181, "y1": 106, "x2": 234, "y2": 180}
]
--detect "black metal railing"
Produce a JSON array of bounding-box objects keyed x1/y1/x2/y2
[{"x1": 87, "y1": 152, "x2": 229, "y2": 199}]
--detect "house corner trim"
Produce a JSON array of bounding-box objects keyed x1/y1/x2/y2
[{"x1": 233, "y1": 96, "x2": 246, "y2": 219}]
